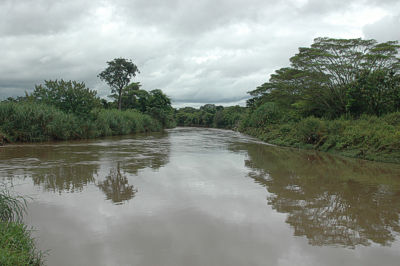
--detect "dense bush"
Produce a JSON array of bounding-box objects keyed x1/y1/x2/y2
[
  {"x1": 296, "y1": 116, "x2": 326, "y2": 144},
  {"x1": 32, "y1": 80, "x2": 101, "y2": 117}
]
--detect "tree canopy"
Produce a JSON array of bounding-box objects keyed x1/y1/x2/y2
[{"x1": 249, "y1": 37, "x2": 400, "y2": 118}]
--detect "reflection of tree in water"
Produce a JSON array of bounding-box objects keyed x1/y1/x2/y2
[
  {"x1": 31, "y1": 164, "x2": 97, "y2": 193},
  {"x1": 235, "y1": 143, "x2": 400, "y2": 248},
  {"x1": 98, "y1": 163, "x2": 137, "y2": 204},
  {"x1": 121, "y1": 134, "x2": 171, "y2": 175}
]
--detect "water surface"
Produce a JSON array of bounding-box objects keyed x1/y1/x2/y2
[{"x1": 1, "y1": 128, "x2": 400, "y2": 266}]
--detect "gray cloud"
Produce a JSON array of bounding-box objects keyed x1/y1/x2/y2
[
  {"x1": 0, "y1": 0, "x2": 93, "y2": 35},
  {"x1": 363, "y1": 15, "x2": 400, "y2": 42},
  {"x1": 0, "y1": 0, "x2": 399, "y2": 105}
]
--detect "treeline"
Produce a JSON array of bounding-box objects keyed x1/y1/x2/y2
[
  {"x1": 175, "y1": 104, "x2": 246, "y2": 129},
  {"x1": 240, "y1": 37, "x2": 400, "y2": 163}
]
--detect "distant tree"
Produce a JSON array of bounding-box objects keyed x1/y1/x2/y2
[
  {"x1": 32, "y1": 80, "x2": 101, "y2": 116},
  {"x1": 146, "y1": 89, "x2": 174, "y2": 127},
  {"x1": 98, "y1": 58, "x2": 140, "y2": 110}
]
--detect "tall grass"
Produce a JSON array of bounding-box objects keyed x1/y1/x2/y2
[
  {"x1": 0, "y1": 187, "x2": 26, "y2": 223},
  {"x1": 0, "y1": 222, "x2": 44, "y2": 265},
  {"x1": 94, "y1": 109, "x2": 161, "y2": 136},
  {"x1": 0, "y1": 186, "x2": 44, "y2": 265},
  {"x1": 0, "y1": 102, "x2": 162, "y2": 142}
]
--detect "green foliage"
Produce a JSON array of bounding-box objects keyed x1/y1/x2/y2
[
  {"x1": 213, "y1": 106, "x2": 245, "y2": 129},
  {"x1": 246, "y1": 102, "x2": 282, "y2": 127},
  {"x1": 98, "y1": 58, "x2": 140, "y2": 110},
  {"x1": 296, "y1": 117, "x2": 326, "y2": 144},
  {"x1": 346, "y1": 70, "x2": 400, "y2": 116},
  {"x1": 146, "y1": 89, "x2": 175, "y2": 128},
  {"x1": 117, "y1": 82, "x2": 142, "y2": 110},
  {"x1": 32, "y1": 80, "x2": 101, "y2": 117}
]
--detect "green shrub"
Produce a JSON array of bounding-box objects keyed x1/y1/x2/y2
[
  {"x1": 248, "y1": 102, "x2": 282, "y2": 127},
  {"x1": 296, "y1": 117, "x2": 325, "y2": 144}
]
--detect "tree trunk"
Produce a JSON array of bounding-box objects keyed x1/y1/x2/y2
[{"x1": 118, "y1": 87, "x2": 123, "y2": 110}]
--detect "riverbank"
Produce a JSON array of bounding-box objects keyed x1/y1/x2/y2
[{"x1": 239, "y1": 113, "x2": 400, "y2": 164}]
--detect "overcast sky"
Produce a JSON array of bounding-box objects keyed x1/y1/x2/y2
[{"x1": 0, "y1": 0, "x2": 399, "y2": 107}]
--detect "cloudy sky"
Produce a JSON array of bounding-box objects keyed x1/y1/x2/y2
[{"x1": 0, "y1": 0, "x2": 399, "y2": 107}]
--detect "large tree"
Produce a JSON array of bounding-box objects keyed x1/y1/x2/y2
[
  {"x1": 98, "y1": 58, "x2": 140, "y2": 110},
  {"x1": 249, "y1": 38, "x2": 400, "y2": 118}
]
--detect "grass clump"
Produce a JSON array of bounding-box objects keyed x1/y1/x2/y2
[
  {"x1": 0, "y1": 222, "x2": 44, "y2": 265},
  {"x1": 0, "y1": 186, "x2": 44, "y2": 265}
]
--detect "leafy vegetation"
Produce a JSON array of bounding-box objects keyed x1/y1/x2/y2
[{"x1": 32, "y1": 80, "x2": 101, "y2": 117}]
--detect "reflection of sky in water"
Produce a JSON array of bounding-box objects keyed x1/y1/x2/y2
[{"x1": 1, "y1": 128, "x2": 400, "y2": 266}]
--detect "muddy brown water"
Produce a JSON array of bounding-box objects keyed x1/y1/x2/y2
[{"x1": 1, "y1": 127, "x2": 400, "y2": 266}]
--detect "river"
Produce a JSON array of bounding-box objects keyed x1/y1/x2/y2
[{"x1": 1, "y1": 127, "x2": 400, "y2": 266}]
